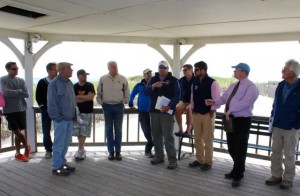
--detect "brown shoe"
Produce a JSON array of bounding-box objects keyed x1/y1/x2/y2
[
  {"x1": 265, "y1": 176, "x2": 282, "y2": 186},
  {"x1": 280, "y1": 180, "x2": 293, "y2": 190},
  {"x1": 188, "y1": 160, "x2": 202, "y2": 167}
]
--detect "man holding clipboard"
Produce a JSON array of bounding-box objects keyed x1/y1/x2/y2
[{"x1": 144, "y1": 60, "x2": 180, "y2": 170}]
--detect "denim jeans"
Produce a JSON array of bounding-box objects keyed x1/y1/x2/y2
[
  {"x1": 52, "y1": 120, "x2": 73, "y2": 170},
  {"x1": 41, "y1": 107, "x2": 53, "y2": 152},
  {"x1": 138, "y1": 111, "x2": 154, "y2": 153},
  {"x1": 102, "y1": 103, "x2": 124, "y2": 154}
]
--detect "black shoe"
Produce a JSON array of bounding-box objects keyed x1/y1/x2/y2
[
  {"x1": 225, "y1": 172, "x2": 234, "y2": 179},
  {"x1": 188, "y1": 160, "x2": 202, "y2": 168},
  {"x1": 52, "y1": 167, "x2": 70, "y2": 176},
  {"x1": 150, "y1": 158, "x2": 164, "y2": 165},
  {"x1": 232, "y1": 179, "x2": 241, "y2": 188},
  {"x1": 108, "y1": 153, "x2": 114, "y2": 161},
  {"x1": 63, "y1": 164, "x2": 75, "y2": 172},
  {"x1": 200, "y1": 163, "x2": 212, "y2": 171},
  {"x1": 115, "y1": 153, "x2": 122, "y2": 161},
  {"x1": 174, "y1": 131, "x2": 183, "y2": 137},
  {"x1": 167, "y1": 162, "x2": 177, "y2": 170}
]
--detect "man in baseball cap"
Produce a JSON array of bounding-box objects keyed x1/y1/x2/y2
[
  {"x1": 231, "y1": 63, "x2": 250, "y2": 74},
  {"x1": 77, "y1": 69, "x2": 90, "y2": 76}
]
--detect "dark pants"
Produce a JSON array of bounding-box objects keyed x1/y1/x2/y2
[
  {"x1": 41, "y1": 107, "x2": 53, "y2": 152},
  {"x1": 226, "y1": 117, "x2": 251, "y2": 180},
  {"x1": 102, "y1": 103, "x2": 124, "y2": 154},
  {"x1": 138, "y1": 111, "x2": 154, "y2": 153}
]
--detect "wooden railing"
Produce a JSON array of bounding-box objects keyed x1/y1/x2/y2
[{"x1": 1, "y1": 107, "x2": 299, "y2": 164}]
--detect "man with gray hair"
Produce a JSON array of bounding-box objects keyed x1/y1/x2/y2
[
  {"x1": 97, "y1": 61, "x2": 130, "y2": 161},
  {"x1": 266, "y1": 59, "x2": 300, "y2": 190},
  {"x1": 48, "y1": 62, "x2": 76, "y2": 176}
]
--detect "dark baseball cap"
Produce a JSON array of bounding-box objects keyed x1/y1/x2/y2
[{"x1": 77, "y1": 69, "x2": 90, "y2": 76}]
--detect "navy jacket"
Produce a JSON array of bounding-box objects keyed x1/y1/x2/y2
[
  {"x1": 179, "y1": 75, "x2": 195, "y2": 103},
  {"x1": 272, "y1": 79, "x2": 300, "y2": 130},
  {"x1": 192, "y1": 75, "x2": 215, "y2": 114},
  {"x1": 144, "y1": 72, "x2": 180, "y2": 114},
  {"x1": 129, "y1": 79, "x2": 150, "y2": 112}
]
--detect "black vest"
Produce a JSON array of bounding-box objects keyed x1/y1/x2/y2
[
  {"x1": 192, "y1": 75, "x2": 215, "y2": 114},
  {"x1": 149, "y1": 72, "x2": 178, "y2": 113}
]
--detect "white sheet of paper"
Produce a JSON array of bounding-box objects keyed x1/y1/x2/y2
[{"x1": 155, "y1": 96, "x2": 173, "y2": 114}]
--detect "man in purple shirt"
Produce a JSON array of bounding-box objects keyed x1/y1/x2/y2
[{"x1": 206, "y1": 63, "x2": 259, "y2": 188}]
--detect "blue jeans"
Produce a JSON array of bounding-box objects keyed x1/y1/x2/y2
[
  {"x1": 139, "y1": 111, "x2": 154, "y2": 153},
  {"x1": 41, "y1": 107, "x2": 53, "y2": 152},
  {"x1": 102, "y1": 103, "x2": 124, "y2": 154},
  {"x1": 52, "y1": 120, "x2": 73, "y2": 170}
]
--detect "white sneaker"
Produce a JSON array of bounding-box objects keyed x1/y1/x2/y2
[
  {"x1": 79, "y1": 150, "x2": 86, "y2": 160},
  {"x1": 74, "y1": 151, "x2": 80, "y2": 160}
]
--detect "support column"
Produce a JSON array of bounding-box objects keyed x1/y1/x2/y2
[
  {"x1": 24, "y1": 42, "x2": 36, "y2": 152},
  {"x1": 172, "y1": 44, "x2": 181, "y2": 78}
]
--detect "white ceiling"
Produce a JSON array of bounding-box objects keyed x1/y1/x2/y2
[{"x1": 1, "y1": 0, "x2": 300, "y2": 39}]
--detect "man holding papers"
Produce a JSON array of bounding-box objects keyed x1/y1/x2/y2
[{"x1": 144, "y1": 60, "x2": 180, "y2": 170}]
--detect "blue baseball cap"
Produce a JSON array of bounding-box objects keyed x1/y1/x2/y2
[{"x1": 231, "y1": 63, "x2": 250, "y2": 73}]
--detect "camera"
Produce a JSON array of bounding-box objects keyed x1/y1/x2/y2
[{"x1": 178, "y1": 39, "x2": 186, "y2": 45}]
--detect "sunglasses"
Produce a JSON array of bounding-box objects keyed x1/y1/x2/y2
[
  {"x1": 194, "y1": 68, "x2": 200, "y2": 71},
  {"x1": 182, "y1": 69, "x2": 188, "y2": 72},
  {"x1": 159, "y1": 65, "x2": 168, "y2": 69},
  {"x1": 10, "y1": 68, "x2": 19, "y2": 71}
]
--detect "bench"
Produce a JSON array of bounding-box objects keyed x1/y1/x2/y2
[{"x1": 177, "y1": 113, "x2": 300, "y2": 160}]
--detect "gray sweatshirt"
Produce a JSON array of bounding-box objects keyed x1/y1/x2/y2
[{"x1": 0, "y1": 75, "x2": 29, "y2": 114}]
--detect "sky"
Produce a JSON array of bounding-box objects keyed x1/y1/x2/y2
[{"x1": 1, "y1": 39, "x2": 300, "y2": 83}]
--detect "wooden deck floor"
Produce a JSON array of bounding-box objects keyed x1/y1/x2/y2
[{"x1": 0, "y1": 150, "x2": 299, "y2": 196}]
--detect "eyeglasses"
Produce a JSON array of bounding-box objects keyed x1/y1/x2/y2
[{"x1": 10, "y1": 68, "x2": 19, "y2": 71}]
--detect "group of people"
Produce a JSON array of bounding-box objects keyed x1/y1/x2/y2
[{"x1": 0, "y1": 59, "x2": 299, "y2": 190}]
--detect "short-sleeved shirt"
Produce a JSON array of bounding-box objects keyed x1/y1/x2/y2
[{"x1": 74, "y1": 82, "x2": 95, "y2": 113}]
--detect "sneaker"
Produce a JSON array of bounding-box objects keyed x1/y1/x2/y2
[
  {"x1": 79, "y1": 150, "x2": 86, "y2": 160},
  {"x1": 280, "y1": 180, "x2": 293, "y2": 190},
  {"x1": 265, "y1": 176, "x2": 282, "y2": 186},
  {"x1": 145, "y1": 152, "x2": 154, "y2": 158},
  {"x1": 15, "y1": 153, "x2": 28, "y2": 162},
  {"x1": 150, "y1": 158, "x2": 164, "y2": 165},
  {"x1": 24, "y1": 145, "x2": 31, "y2": 159},
  {"x1": 167, "y1": 162, "x2": 177, "y2": 170},
  {"x1": 188, "y1": 160, "x2": 202, "y2": 167},
  {"x1": 108, "y1": 153, "x2": 114, "y2": 161},
  {"x1": 63, "y1": 164, "x2": 75, "y2": 172},
  {"x1": 200, "y1": 163, "x2": 212, "y2": 171},
  {"x1": 182, "y1": 131, "x2": 191, "y2": 136},
  {"x1": 115, "y1": 153, "x2": 122, "y2": 161},
  {"x1": 44, "y1": 151, "x2": 52, "y2": 158},
  {"x1": 74, "y1": 151, "x2": 80, "y2": 160},
  {"x1": 52, "y1": 167, "x2": 70, "y2": 176}
]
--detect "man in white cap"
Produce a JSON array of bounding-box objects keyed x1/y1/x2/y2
[
  {"x1": 129, "y1": 68, "x2": 154, "y2": 158},
  {"x1": 144, "y1": 60, "x2": 180, "y2": 170},
  {"x1": 73, "y1": 69, "x2": 95, "y2": 160},
  {"x1": 206, "y1": 63, "x2": 259, "y2": 187},
  {"x1": 48, "y1": 62, "x2": 76, "y2": 176}
]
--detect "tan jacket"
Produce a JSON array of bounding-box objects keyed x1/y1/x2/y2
[{"x1": 96, "y1": 73, "x2": 130, "y2": 105}]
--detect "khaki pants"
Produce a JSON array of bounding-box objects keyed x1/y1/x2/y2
[
  {"x1": 270, "y1": 127, "x2": 300, "y2": 181},
  {"x1": 193, "y1": 112, "x2": 215, "y2": 165}
]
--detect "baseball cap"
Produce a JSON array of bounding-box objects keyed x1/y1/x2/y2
[
  {"x1": 143, "y1": 68, "x2": 152, "y2": 74},
  {"x1": 194, "y1": 61, "x2": 207, "y2": 70},
  {"x1": 77, "y1": 69, "x2": 90, "y2": 76},
  {"x1": 232, "y1": 63, "x2": 250, "y2": 73},
  {"x1": 158, "y1": 60, "x2": 169, "y2": 69},
  {"x1": 56, "y1": 62, "x2": 73, "y2": 72}
]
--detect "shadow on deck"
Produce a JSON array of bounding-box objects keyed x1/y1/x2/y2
[{"x1": 0, "y1": 150, "x2": 299, "y2": 196}]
